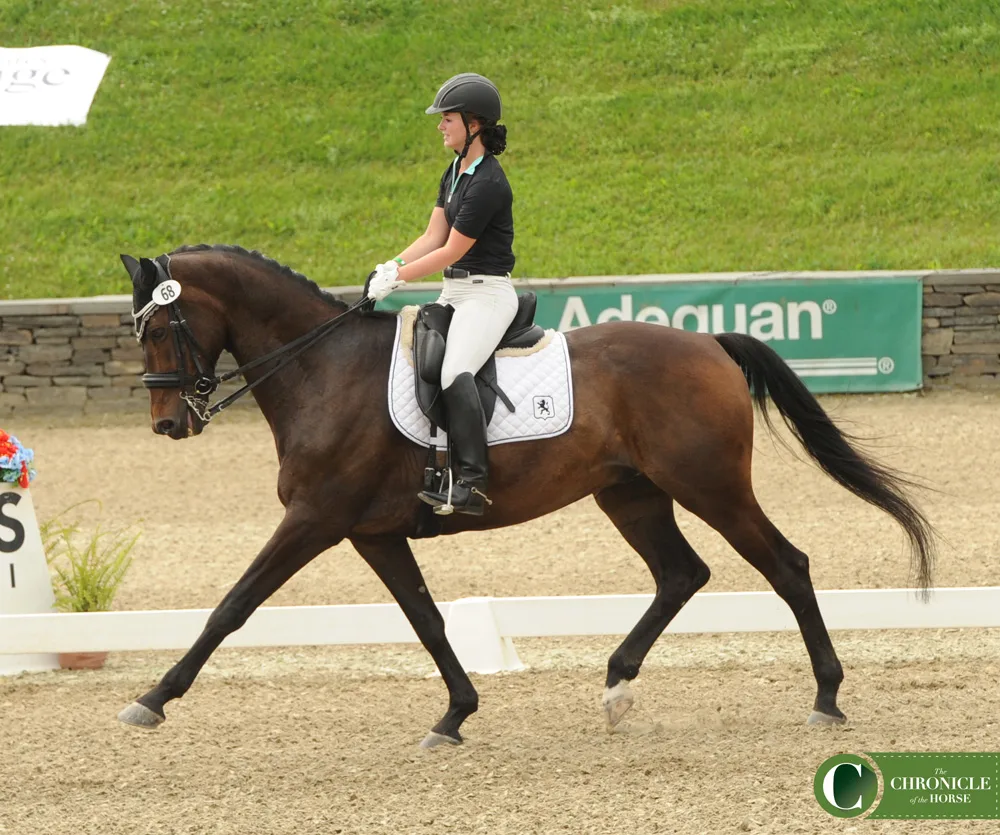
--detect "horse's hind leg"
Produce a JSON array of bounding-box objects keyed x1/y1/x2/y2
[
  {"x1": 687, "y1": 491, "x2": 846, "y2": 725},
  {"x1": 594, "y1": 477, "x2": 711, "y2": 730}
]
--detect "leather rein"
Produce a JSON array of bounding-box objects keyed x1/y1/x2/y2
[{"x1": 133, "y1": 258, "x2": 368, "y2": 423}]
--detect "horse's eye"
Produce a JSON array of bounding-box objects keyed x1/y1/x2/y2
[{"x1": 150, "y1": 327, "x2": 167, "y2": 342}]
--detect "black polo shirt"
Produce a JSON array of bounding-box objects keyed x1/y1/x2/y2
[{"x1": 435, "y1": 153, "x2": 515, "y2": 275}]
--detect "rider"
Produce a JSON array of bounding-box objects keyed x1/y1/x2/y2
[{"x1": 366, "y1": 72, "x2": 517, "y2": 516}]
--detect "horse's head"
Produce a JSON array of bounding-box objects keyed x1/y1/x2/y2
[{"x1": 121, "y1": 253, "x2": 226, "y2": 439}]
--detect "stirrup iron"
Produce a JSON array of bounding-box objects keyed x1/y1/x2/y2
[{"x1": 434, "y1": 469, "x2": 455, "y2": 516}]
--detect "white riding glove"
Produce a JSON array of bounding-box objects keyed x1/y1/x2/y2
[{"x1": 367, "y1": 261, "x2": 404, "y2": 302}]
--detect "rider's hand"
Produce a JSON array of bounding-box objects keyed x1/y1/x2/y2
[
  {"x1": 378, "y1": 260, "x2": 400, "y2": 283},
  {"x1": 366, "y1": 262, "x2": 404, "y2": 303}
]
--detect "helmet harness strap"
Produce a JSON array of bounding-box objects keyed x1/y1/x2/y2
[
  {"x1": 458, "y1": 112, "x2": 483, "y2": 161},
  {"x1": 449, "y1": 112, "x2": 485, "y2": 198}
]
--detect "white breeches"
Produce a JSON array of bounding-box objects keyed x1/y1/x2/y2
[{"x1": 436, "y1": 275, "x2": 518, "y2": 390}]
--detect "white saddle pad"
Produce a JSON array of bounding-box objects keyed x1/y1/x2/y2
[{"x1": 387, "y1": 313, "x2": 574, "y2": 447}]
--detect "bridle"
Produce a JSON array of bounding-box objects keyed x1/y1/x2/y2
[{"x1": 132, "y1": 256, "x2": 368, "y2": 424}]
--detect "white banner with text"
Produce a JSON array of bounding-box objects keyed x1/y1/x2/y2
[{"x1": 0, "y1": 45, "x2": 111, "y2": 126}]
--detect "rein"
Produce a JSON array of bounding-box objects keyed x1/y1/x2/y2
[
  {"x1": 135, "y1": 259, "x2": 368, "y2": 422},
  {"x1": 187, "y1": 297, "x2": 369, "y2": 422}
]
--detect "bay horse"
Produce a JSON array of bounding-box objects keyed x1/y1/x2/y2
[{"x1": 117, "y1": 245, "x2": 934, "y2": 748}]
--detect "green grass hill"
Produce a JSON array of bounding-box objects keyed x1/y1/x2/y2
[{"x1": 2, "y1": 0, "x2": 999, "y2": 299}]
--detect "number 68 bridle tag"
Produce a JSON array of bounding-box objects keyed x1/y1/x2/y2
[{"x1": 152, "y1": 280, "x2": 182, "y2": 306}]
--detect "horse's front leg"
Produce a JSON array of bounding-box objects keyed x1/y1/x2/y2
[
  {"x1": 350, "y1": 535, "x2": 479, "y2": 748},
  {"x1": 119, "y1": 505, "x2": 336, "y2": 728}
]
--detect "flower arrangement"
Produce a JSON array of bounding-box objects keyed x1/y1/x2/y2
[{"x1": 0, "y1": 429, "x2": 35, "y2": 488}]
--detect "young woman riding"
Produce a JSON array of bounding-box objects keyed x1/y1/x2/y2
[{"x1": 367, "y1": 72, "x2": 516, "y2": 516}]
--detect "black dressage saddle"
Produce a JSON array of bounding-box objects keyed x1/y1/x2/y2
[{"x1": 413, "y1": 292, "x2": 546, "y2": 430}]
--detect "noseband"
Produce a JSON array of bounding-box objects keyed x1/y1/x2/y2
[
  {"x1": 133, "y1": 256, "x2": 367, "y2": 423},
  {"x1": 144, "y1": 302, "x2": 220, "y2": 418}
]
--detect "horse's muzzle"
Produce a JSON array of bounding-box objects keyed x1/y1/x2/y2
[
  {"x1": 153, "y1": 406, "x2": 202, "y2": 439},
  {"x1": 154, "y1": 416, "x2": 184, "y2": 439}
]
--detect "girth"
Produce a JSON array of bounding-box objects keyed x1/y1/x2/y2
[{"x1": 412, "y1": 292, "x2": 546, "y2": 430}]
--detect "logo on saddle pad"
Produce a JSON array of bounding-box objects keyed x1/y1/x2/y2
[
  {"x1": 532, "y1": 396, "x2": 554, "y2": 420},
  {"x1": 388, "y1": 315, "x2": 574, "y2": 447}
]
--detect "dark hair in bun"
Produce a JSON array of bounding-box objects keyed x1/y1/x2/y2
[
  {"x1": 480, "y1": 122, "x2": 507, "y2": 155},
  {"x1": 468, "y1": 114, "x2": 507, "y2": 155}
]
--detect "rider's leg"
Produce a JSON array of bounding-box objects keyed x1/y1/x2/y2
[
  {"x1": 438, "y1": 276, "x2": 518, "y2": 390},
  {"x1": 418, "y1": 371, "x2": 490, "y2": 515},
  {"x1": 418, "y1": 277, "x2": 516, "y2": 515}
]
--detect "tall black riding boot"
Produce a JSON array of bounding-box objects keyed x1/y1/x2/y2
[{"x1": 417, "y1": 372, "x2": 491, "y2": 516}]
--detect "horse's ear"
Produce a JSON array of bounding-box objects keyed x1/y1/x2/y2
[
  {"x1": 120, "y1": 254, "x2": 140, "y2": 281},
  {"x1": 137, "y1": 257, "x2": 159, "y2": 291}
]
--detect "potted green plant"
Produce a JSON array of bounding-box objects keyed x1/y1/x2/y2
[{"x1": 41, "y1": 502, "x2": 140, "y2": 670}]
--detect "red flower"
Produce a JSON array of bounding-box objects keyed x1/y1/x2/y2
[{"x1": 18, "y1": 462, "x2": 29, "y2": 489}]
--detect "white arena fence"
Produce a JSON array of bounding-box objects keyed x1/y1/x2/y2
[{"x1": 3, "y1": 587, "x2": 1000, "y2": 674}]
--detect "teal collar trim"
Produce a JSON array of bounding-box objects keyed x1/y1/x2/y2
[{"x1": 448, "y1": 154, "x2": 485, "y2": 202}]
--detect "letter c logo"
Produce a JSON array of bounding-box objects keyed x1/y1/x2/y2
[
  {"x1": 814, "y1": 755, "x2": 880, "y2": 818},
  {"x1": 823, "y1": 763, "x2": 864, "y2": 810}
]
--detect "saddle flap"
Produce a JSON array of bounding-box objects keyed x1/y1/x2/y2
[
  {"x1": 412, "y1": 303, "x2": 499, "y2": 431},
  {"x1": 410, "y1": 292, "x2": 549, "y2": 433}
]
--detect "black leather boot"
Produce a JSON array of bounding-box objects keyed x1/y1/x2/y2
[{"x1": 417, "y1": 372, "x2": 491, "y2": 516}]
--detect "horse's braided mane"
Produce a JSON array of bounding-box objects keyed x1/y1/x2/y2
[{"x1": 169, "y1": 243, "x2": 345, "y2": 308}]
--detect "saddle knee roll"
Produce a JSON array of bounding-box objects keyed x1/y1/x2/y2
[
  {"x1": 415, "y1": 303, "x2": 454, "y2": 385},
  {"x1": 418, "y1": 330, "x2": 446, "y2": 385}
]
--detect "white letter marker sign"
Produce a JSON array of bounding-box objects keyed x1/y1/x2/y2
[
  {"x1": 0, "y1": 45, "x2": 112, "y2": 127},
  {"x1": 0, "y1": 487, "x2": 58, "y2": 674}
]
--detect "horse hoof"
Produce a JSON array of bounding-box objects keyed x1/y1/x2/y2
[
  {"x1": 118, "y1": 701, "x2": 165, "y2": 729},
  {"x1": 420, "y1": 731, "x2": 462, "y2": 749},
  {"x1": 602, "y1": 681, "x2": 635, "y2": 731},
  {"x1": 807, "y1": 710, "x2": 846, "y2": 726}
]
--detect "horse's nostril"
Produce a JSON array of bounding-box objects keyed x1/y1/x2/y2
[{"x1": 154, "y1": 418, "x2": 176, "y2": 435}]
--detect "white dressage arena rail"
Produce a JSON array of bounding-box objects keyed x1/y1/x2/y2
[{"x1": 3, "y1": 587, "x2": 1000, "y2": 675}]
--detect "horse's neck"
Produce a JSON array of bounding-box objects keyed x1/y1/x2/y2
[
  {"x1": 227, "y1": 294, "x2": 347, "y2": 362},
  {"x1": 225, "y1": 290, "x2": 389, "y2": 435}
]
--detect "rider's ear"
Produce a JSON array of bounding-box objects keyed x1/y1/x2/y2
[
  {"x1": 138, "y1": 257, "x2": 159, "y2": 291},
  {"x1": 120, "y1": 253, "x2": 140, "y2": 281}
]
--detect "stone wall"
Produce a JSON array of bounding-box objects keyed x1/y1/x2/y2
[
  {"x1": 921, "y1": 271, "x2": 1000, "y2": 389},
  {"x1": 0, "y1": 297, "x2": 255, "y2": 418},
  {"x1": 0, "y1": 271, "x2": 996, "y2": 415},
  {"x1": 0, "y1": 301, "x2": 143, "y2": 416}
]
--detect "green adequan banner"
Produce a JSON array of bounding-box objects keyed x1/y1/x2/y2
[
  {"x1": 378, "y1": 274, "x2": 924, "y2": 394},
  {"x1": 815, "y1": 753, "x2": 999, "y2": 820}
]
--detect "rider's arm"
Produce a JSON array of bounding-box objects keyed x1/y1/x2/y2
[
  {"x1": 397, "y1": 226, "x2": 475, "y2": 283},
  {"x1": 396, "y1": 207, "x2": 450, "y2": 266},
  {"x1": 396, "y1": 176, "x2": 504, "y2": 282}
]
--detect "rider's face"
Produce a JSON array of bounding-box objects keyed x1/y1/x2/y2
[{"x1": 438, "y1": 111, "x2": 478, "y2": 152}]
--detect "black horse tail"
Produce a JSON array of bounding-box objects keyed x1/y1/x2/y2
[{"x1": 715, "y1": 332, "x2": 935, "y2": 593}]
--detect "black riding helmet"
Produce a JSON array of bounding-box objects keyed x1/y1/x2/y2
[
  {"x1": 426, "y1": 73, "x2": 502, "y2": 159},
  {"x1": 426, "y1": 73, "x2": 502, "y2": 121}
]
